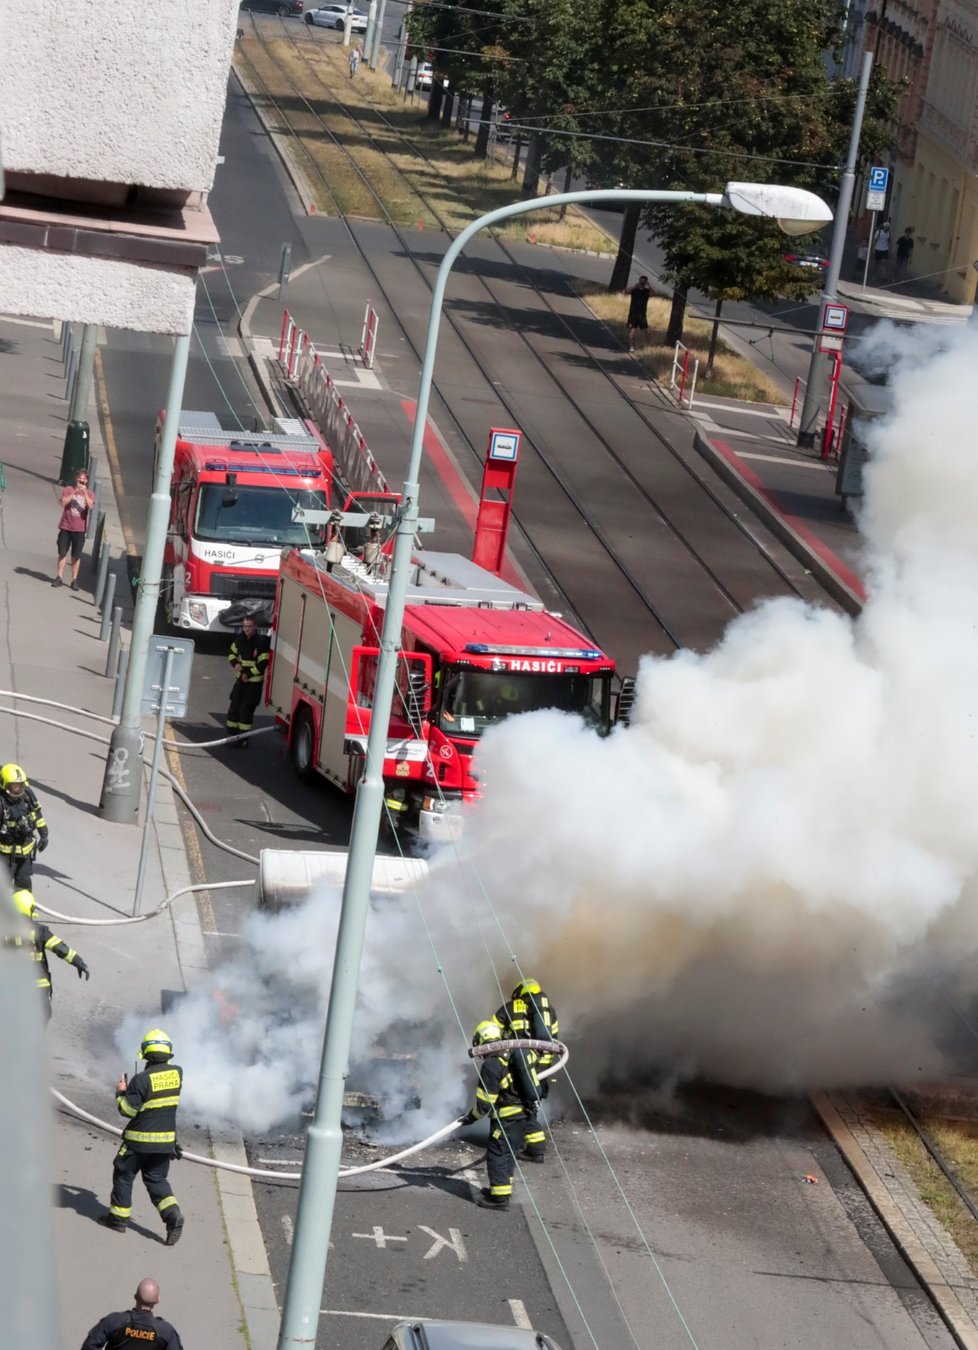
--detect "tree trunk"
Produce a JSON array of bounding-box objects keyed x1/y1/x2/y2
[
  {"x1": 510, "y1": 134, "x2": 523, "y2": 179},
  {"x1": 706, "y1": 298, "x2": 723, "y2": 375},
  {"x1": 474, "y1": 93, "x2": 494, "y2": 157},
  {"x1": 427, "y1": 81, "x2": 444, "y2": 120},
  {"x1": 462, "y1": 97, "x2": 472, "y2": 141},
  {"x1": 608, "y1": 202, "x2": 640, "y2": 292},
  {"x1": 557, "y1": 163, "x2": 574, "y2": 220},
  {"x1": 441, "y1": 84, "x2": 454, "y2": 125},
  {"x1": 665, "y1": 283, "x2": 689, "y2": 347},
  {"x1": 520, "y1": 134, "x2": 542, "y2": 198}
]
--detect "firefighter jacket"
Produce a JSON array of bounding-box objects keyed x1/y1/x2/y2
[
  {"x1": 80, "y1": 1307, "x2": 184, "y2": 1349},
  {"x1": 2, "y1": 922, "x2": 83, "y2": 991},
  {"x1": 496, "y1": 990, "x2": 560, "y2": 1075},
  {"x1": 0, "y1": 788, "x2": 47, "y2": 857},
  {"x1": 116, "y1": 1061, "x2": 183, "y2": 1153},
  {"x1": 228, "y1": 631, "x2": 270, "y2": 684},
  {"x1": 471, "y1": 1048, "x2": 539, "y2": 1122}
]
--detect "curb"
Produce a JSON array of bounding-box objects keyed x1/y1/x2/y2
[
  {"x1": 811, "y1": 1092, "x2": 978, "y2": 1350},
  {"x1": 692, "y1": 428, "x2": 865, "y2": 617},
  {"x1": 232, "y1": 61, "x2": 318, "y2": 217}
]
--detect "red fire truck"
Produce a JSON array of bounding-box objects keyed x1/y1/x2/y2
[
  {"x1": 267, "y1": 538, "x2": 621, "y2": 843},
  {"x1": 158, "y1": 411, "x2": 335, "y2": 632}
]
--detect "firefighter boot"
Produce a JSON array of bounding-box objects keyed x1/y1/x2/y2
[
  {"x1": 97, "y1": 1214, "x2": 127, "y2": 1234},
  {"x1": 164, "y1": 1207, "x2": 185, "y2": 1246},
  {"x1": 477, "y1": 1191, "x2": 510, "y2": 1211},
  {"x1": 520, "y1": 1148, "x2": 546, "y2": 1164}
]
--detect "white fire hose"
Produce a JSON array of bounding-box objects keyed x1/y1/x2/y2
[{"x1": 52, "y1": 1039, "x2": 568, "y2": 1181}]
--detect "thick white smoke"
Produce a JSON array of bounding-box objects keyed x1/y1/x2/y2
[{"x1": 118, "y1": 328, "x2": 978, "y2": 1137}]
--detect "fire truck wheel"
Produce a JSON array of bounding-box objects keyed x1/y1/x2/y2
[{"x1": 290, "y1": 706, "x2": 318, "y2": 784}]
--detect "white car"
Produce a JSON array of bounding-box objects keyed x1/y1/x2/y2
[
  {"x1": 307, "y1": 4, "x2": 368, "y2": 31},
  {"x1": 416, "y1": 60, "x2": 434, "y2": 91}
]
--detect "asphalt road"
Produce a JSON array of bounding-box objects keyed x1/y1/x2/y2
[{"x1": 94, "y1": 73, "x2": 957, "y2": 1350}]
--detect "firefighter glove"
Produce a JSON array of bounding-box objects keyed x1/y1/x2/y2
[
  {"x1": 458, "y1": 1110, "x2": 478, "y2": 1127},
  {"x1": 173, "y1": 1143, "x2": 184, "y2": 1160},
  {"x1": 75, "y1": 959, "x2": 90, "y2": 980},
  {"x1": 37, "y1": 832, "x2": 49, "y2": 853}
]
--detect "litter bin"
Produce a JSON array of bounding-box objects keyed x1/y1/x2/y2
[{"x1": 59, "y1": 420, "x2": 90, "y2": 485}]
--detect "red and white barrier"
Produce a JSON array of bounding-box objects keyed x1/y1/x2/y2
[
  {"x1": 359, "y1": 300, "x2": 379, "y2": 369},
  {"x1": 670, "y1": 340, "x2": 699, "y2": 409}
]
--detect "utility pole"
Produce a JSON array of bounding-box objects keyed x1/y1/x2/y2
[
  {"x1": 363, "y1": 0, "x2": 378, "y2": 59},
  {"x1": 67, "y1": 322, "x2": 98, "y2": 423},
  {"x1": 797, "y1": 50, "x2": 873, "y2": 447},
  {"x1": 368, "y1": 0, "x2": 388, "y2": 69},
  {"x1": 98, "y1": 331, "x2": 192, "y2": 823}
]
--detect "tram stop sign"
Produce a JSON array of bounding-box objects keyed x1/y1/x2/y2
[{"x1": 140, "y1": 635, "x2": 195, "y2": 718}]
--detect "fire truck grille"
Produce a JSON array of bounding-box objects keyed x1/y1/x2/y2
[{"x1": 210, "y1": 573, "x2": 278, "y2": 601}]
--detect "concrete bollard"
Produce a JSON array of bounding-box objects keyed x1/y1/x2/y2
[
  {"x1": 98, "y1": 573, "x2": 116, "y2": 640},
  {"x1": 111, "y1": 646, "x2": 129, "y2": 721},
  {"x1": 94, "y1": 546, "x2": 111, "y2": 608},
  {"x1": 105, "y1": 606, "x2": 123, "y2": 676},
  {"x1": 92, "y1": 511, "x2": 106, "y2": 570}
]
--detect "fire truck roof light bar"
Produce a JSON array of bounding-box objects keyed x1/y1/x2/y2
[
  {"x1": 464, "y1": 642, "x2": 605, "y2": 659},
  {"x1": 203, "y1": 460, "x2": 323, "y2": 478}
]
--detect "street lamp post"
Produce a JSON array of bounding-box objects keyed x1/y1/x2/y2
[{"x1": 275, "y1": 181, "x2": 833, "y2": 1350}]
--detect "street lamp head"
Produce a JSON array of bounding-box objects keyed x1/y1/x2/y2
[{"x1": 722, "y1": 181, "x2": 833, "y2": 237}]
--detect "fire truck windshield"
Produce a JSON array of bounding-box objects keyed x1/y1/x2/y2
[
  {"x1": 195, "y1": 486, "x2": 328, "y2": 546},
  {"x1": 439, "y1": 668, "x2": 611, "y2": 736}
]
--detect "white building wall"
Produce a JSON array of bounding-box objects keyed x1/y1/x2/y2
[{"x1": 0, "y1": 1, "x2": 238, "y2": 192}]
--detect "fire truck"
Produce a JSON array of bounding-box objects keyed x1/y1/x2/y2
[
  {"x1": 267, "y1": 534, "x2": 623, "y2": 843},
  {"x1": 158, "y1": 411, "x2": 335, "y2": 632}
]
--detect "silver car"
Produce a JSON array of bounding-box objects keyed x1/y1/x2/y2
[
  {"x1": 307, "y1": 3, "x2": 368, "y2": 30},
  {"x1": 384, "y1": 1322, "x2": 563, "y2": 1350}
]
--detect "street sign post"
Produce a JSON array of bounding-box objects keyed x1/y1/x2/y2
[
  {"x1": 866, "y1": 165, "x2": 890, "y2": 212},
  {"x1": 823, "y1": 303, "x2": 849, "y2": 332}
]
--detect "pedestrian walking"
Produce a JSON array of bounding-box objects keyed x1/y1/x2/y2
[
  {"x1": 494, "y1": 977, "x2": 559, "y2": 1163},
  {"x1": 459, "y1": 1018, "x2": 540, "y2": 1210},
  {"x1": 4, "y1": 889, "x2": 90, "y2": 1021},
  {"x1": 226, "y1": 613, "x2": 271, "y2": 745},
  {"x1": 53, "y1": 468, "x2": 95, "y2": 591},
  {"x1": 626, "y1": 275, "x2": 653, "y2": 353},
  {"x1": 872, "y1": 220, "x2": 892, "y2": 279},
  {"x1": 894, "y1": 226, "x2": 915, "y2": 281},
  {"x1": 99, "y1": 1028, "x2": 185, "y2": 1244},
  {"x1": 0, "y1": 762, "x2": 49, "y2": 888},
  {"x1": 349, "y1": 44, "x2": 361, "y2": 77},
  {"x1": 80, "y1": 1277, "x2": 184, "y2": 1349}
]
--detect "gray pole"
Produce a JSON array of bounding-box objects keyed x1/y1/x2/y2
[
  {"x1": 392, "y1": 8, "x2": 409, "y2": 87},
  {"x1": 67, "y1": 322, "x2": 98, "y2": 424},
  {"x1": 275, "y1": 186, "x2": 736, "y2": 1349},
  {"x1": 796, "y1": 50, "x2": 873, "y2": 447},
  {"x1": 363, "y1": 0, "x2": 378, "y2": 60},
  {"x1": 368, "y1": 0, "x2": 387, "y2": 69},
  {"x1": 132, "y1": 646, "x2": 175, "y2": 916},
  {"x1": 99, "y1": 331, "x2": 192, "y2": 823}
]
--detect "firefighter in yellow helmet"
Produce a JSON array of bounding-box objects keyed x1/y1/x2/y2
[
  {"x1": 494, "y1": 977, "x2": 560, "y2": 1163},
  {"x1": 99, "y1": 1028, "x2": 185, "y2": 1244},
  {"x1": 3, "y1": 889, "x2": 89, "y2": 1021},
  {"x1": 0, "y1": 763, "x2": 49, "y2": 888},
  {"x1": 459, "y1": 1018, "x2": 540, "y2": 1211}
]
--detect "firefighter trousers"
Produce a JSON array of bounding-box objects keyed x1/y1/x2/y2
[
  {"x1": 3, "y1": 849, "x2": 35, "y2": 889},
  {"x1": 109, "y1": 1144, "x2": 179, "y2": 1225},
  {"x1": 227, "y1": 679, "x2": 262, "y2": 733},
  {"x1": 486, "y1": 1114, "x2": 528, "y2": 1199}
]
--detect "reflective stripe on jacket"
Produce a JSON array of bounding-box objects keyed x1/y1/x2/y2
[
  {"x1": 2, "y1": 922, "x2": 80, "y2": 990},
  {"x1": 228, "y1": 632, "x2": 271, "y2": 684},
  {"x1": 472, "y1": 1049, "x2": 538, "y2": 1121},
  {"x1": 117, "y1": 1062, "x2": 183, "y2": 1152}
]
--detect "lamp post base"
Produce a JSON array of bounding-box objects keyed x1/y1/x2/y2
[{"x1": 98, "y1": 724, "x2": 143, "y2": 823}]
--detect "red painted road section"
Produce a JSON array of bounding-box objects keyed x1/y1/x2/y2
[
  {"x1": 400, "y1": 398, "x2": 523, "y2": 589},
  {"x1": 711, "y1": 438, "x2": 868, "y2": 604}
]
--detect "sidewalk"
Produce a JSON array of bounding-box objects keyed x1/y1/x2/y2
[{"x1": 0, "y1": 315, "x2": 274, "y2": 1350}]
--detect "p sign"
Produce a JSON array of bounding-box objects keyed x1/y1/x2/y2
[{"x1": 866, "y1": 165, "x2": 889, "y2": 213}]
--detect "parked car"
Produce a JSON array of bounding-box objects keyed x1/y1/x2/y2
[
  {"x1": 782, "y1": 250, "x2": 829, "y2": 272},
  {"x1": 241, "y1": 0, "x2": 305, "y2": 16},
  {"x1": 307, "y1": 3, "x2": 367, "y2": 30},
  {"x1": 493, "y1": 109, "x2": 515, "y2": 142},
  {"x1": 416, "y1": 61, "x2": 434, "y2": 91},
  {"x1": 383, "y1": 1322, "x2": 564, "y2": 1350}
]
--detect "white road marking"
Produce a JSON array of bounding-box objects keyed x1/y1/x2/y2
[
  {"x1": 320, "y1": 1309, "x2": 417, "y2": 1321},
  {"x1": 418, "y1": 1225, "x2": 468, "y2": 1262},
  {"x1": 281, "y1": 1214, "x2": 293, "y2": 1247},
  {"x1": 353, "y1": 1225, "x2": 407, "y2": 1249},
  {"x1": 508, "y1": 1299, "x2": 532, "y2": 1329}
]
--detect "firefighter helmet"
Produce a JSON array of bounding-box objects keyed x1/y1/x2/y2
[
  {"x1": 0, "y1": 763, "x2": 28, "y2": 797},
  {"x1": 11, "y1": 889, "x2": 36, "y2": 919},
  {"x1": 472, "y1": 1019, "x2": 502, "y2": 1048},
  {"x1": 513, "y1": 978, "x2": 542, "y2": 999},
  {"x1": 140, "y1": 1028, "x2": 174, "y2": 1060}
]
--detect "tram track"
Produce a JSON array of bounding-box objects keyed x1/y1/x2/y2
[{"x1": 238, "y1": 17, "x2": 842, "y2": 658}]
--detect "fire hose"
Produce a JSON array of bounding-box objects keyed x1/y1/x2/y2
[{"x1": 52, "y1": 1039, "x2": 568, "y2": 1181}]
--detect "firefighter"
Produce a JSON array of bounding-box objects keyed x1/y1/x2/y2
[
  {"x1": 495, "y1": 977, "x2": 559, "y2": 1163},
  {"x1": 4, "y1": 889, "x2": 89, "y2": 1020},
  {"x1": 0, "y1": 762, "x2": 49, "y2": 887},
  {"x1": 460, "y1": 1018, "x2": 540, "y2": 1211},
  {"x1": 226, "y1": 614, "x2": 270, "y2": 745},
  {"x1": 99, "y1": 1028, "x2": 185, "y2": 1244}
]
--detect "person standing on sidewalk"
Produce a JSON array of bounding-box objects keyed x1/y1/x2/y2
[
  {"x1": 53, "y1": 468, "x2": 95, "y2": 591},
  {"x1": 0, "y1": 762, "x2": 49, "y2": 888},
  {"x1": 872, "y1": 220, "x2": 892, "y2": 280},
  {"x1": 80, "y1": 1277, "x2": 184, "y2": 1349},
  {"x1": 99, "y1": 1028, "x2": 185, "y2": 1244},
  {"x1": 625, "y1": 275, "x2": 653, "y2": 353},
  {"x1": 894, "y1": 226, "x2": 915, "y2": 281},
  {"x1": 226, "y1": 614, "x2": 270, "y2": 745}
]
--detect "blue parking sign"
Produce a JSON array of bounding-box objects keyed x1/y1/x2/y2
[{"x1": 869, "y1": 166, "x2": 889, "y2": 193}]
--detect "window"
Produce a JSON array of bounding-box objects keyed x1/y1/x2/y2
[
  {"x1": 439, "y1": 669, "x2": 611, "y2": 737},
  {"x1": 194, "y1": 486, "x2": 328, "y2": 546}
]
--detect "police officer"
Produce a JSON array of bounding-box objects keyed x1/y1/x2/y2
[
  {"x1": 495, "y1": 977, "x2": 559, "y2": 1163},
  {"x1": 0, "y1": 763, "x2": 49, "y2": 887},
  {"x1": 80, "y1": 1278, "x2": 183, "y2": 1349},
  {"x1": 226, "y1": 614, "x2": 271, "y2": 745},
  {"x1": 99, "y1": 1029, "x2": 185, "y2": 1244},
  {"x1": 4, "y1": 889, "x2": 89, "y2": 1020},
  {"x1": 461, "y1": 1019, "x2": 540, "y2": 1211}
]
